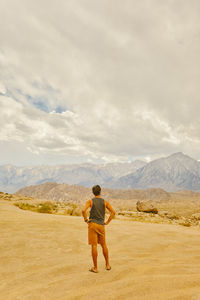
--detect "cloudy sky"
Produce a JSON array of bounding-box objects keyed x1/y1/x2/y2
[{"x1": 0, "y1": 0, "x2": 200, "y2": 166}]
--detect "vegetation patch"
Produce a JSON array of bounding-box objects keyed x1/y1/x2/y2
[
  {"x1": 14, "y1": 201, "x2": 58, "y2": 214},
  {"x1": 37, "y1": 202, "x2": 58, "y2": 214},
  {"x1": 14, "y1": 202, "x2": 37, "y2": 212}
]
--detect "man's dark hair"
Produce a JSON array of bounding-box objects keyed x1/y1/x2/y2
[{"x1": 92, "y1": 185, "x2": 101, "y2": 196}]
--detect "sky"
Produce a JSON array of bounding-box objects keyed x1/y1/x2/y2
[{"x1": 0, "y1": 0, "x2": 200, "y2": 166}]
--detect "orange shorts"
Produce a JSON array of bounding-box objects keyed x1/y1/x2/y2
[{"x1": 88, "y1": 222, "x2": 105, "y2": 245}]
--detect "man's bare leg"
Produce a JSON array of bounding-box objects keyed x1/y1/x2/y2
[
  {"x1": 90, "y1": 245, "x2": 98, "y2": 273},
  {"x1": 101, "y1": 243, "x2": 111, "y2": 270}
]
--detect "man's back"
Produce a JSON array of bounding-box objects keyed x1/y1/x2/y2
[{"x1": 89, "y1": 197, "x2": 105, "y2": 225}]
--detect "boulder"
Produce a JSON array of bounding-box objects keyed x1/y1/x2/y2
[{"x1": 136, "y1": 200, "x2": 158, "y2": 214}]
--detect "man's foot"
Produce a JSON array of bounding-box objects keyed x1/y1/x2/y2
[
  {"x1": 106, "y1": 265, "x2": 111, "y2": 271},
  {"x1": 89, "y1": 267, "x2": 98, "y2": 273}
]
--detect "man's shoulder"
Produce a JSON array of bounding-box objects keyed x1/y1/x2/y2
[
  {"x1": 104, "y1": 200, "x2": 112, "y2": 208},
  {"x1": 86, "y1": 199, "x2": 93, "y2": 206}
]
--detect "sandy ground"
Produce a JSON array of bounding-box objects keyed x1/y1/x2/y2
[{"x1": 1, "y1": 199, "x2": 200, "y2": 300}]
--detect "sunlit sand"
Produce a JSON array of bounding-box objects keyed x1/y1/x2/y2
[{"x1": 1, "y1": 199, "x2": 200, "y2": 300}]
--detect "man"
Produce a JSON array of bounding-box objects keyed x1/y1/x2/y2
[{"x1": 82, "y1": 185, "x2": 115, "y2": 273}]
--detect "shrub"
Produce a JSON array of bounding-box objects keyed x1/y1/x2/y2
[
  {"x1": 37, "y1": 203, "x2": 52, "y2": 214},
  {"x1": 14, "y1": 202, "x2": 36, "y2": 211},
  {"x1": 64, "y1": 207, "x2": 73, "y2": 215},
  {"x1": 36, "y1": 202, "x2": 58, "y2": 214},
  {"x1": 14, "y1": 201, "x2": 58, "y2": 214},
  {"x1": 71, "y1": 207, "x2": 82, "y2": 216}
]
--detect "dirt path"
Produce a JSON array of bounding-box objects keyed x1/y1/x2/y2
[{"x1": 1, "y1": 199, "x2": 200, "y2": 300}]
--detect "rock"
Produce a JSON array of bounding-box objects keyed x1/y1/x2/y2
[
  {"x1": 158, "y1": 211, "x2": 168, "y2": 217},
  {"x1": 118, "y1": 211, "x2": 140, "y2": 217},
  {"x1": 179, "y1": 219, "x2": 191, "y2": 227},
  {"x1": 136, "y1": 201, "x2": 158, "y2": 214},
  {"x1": 165, "y1": 213, "x2": 179, "y2": 220},
  {"x1": 191, "y1": 213, "x2": 200, "y2": 221}
]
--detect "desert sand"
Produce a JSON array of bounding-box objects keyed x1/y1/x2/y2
[{"x1": 1, "y1": 199, "x2": 200, "y2": 300}]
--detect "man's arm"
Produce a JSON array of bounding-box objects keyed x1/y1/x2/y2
[
  {"x1": 82, "y1": 200, "x2": 92, "y2": 223},
  {"x1": 104, "y1": 201, "x2": 115, "y2": 225}
]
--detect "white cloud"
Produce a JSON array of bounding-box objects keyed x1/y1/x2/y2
[
  {"x1": 0, "y1": 82, "x2": 6, "y2": 94},
  {"x1": 0, "y1": 0, "x2": 200, "y2": 165}
]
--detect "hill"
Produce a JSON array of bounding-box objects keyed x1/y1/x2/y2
[{"x1": 16, "y1": 182, "x2": 173, "y2": 204}]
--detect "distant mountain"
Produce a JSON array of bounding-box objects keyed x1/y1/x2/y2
[
  {"x1": 1, "y1": 152, "x2": 200, "y2": 193},
  {"x1": 0, "y1": 160, "x2": 146, "y2": 193},
  {"x1": 110, "y1": 152, "x2": 200, "y2": 191}
]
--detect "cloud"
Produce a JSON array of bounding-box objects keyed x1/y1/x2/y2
[
  {"x1": 0, "y1": 82, "x2": 6, "y2": 95},
  {"x1": 0, "y1": 0, "x2": 200, "y2": 164}
]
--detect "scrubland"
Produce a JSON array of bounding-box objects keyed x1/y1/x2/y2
[{"x1": 1, "y1": 190, "x2": 200, "y2": 228}]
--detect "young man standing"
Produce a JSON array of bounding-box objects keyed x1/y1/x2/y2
[{"x1": 82, "y1": 185, "x2": 115, "y2": 273}]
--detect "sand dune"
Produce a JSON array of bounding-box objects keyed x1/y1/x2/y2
[{"x1": 1, "y1": 199, "x2": 200, "y2": 300}]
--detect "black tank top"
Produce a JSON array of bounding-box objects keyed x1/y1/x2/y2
[{"x1": 89, "y1": 197, "x2": 105, "y2": 225}]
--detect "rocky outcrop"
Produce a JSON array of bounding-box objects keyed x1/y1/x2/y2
[{"x1": 136, "y1": 200, "x2": 158, "y2": 214}]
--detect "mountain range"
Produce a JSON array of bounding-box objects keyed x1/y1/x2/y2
[
  {"x1": 107, "y1": 152, "x2": 200, "y2": 191},
  {"x1": 0, "y1": 160, "x2": 146, "y2": 193},
  {"x1": 0, "y1": 152, "x2": 200, "y2": 193}
]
